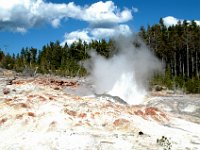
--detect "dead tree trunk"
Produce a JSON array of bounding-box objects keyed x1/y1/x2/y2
[
  {"x1": 186, "y1": 42, "x2": 190, "y2": 77},
  {"x1": 196, "y1": 51, "x2": 199, "y2": 79},
  {"x1": 174, "y1": 52, "x2": 177, "y2": 77}
]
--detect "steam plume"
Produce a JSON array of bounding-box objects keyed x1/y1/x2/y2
[{"x1": 85, "y1": 35, "x2": 162, "y2": 105}]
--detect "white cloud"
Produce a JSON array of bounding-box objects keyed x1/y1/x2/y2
[
  {"x1": 163, "y1": 16, "x2": 180, "y2": 27},
  {"x1": 0, "y1": 0, "x2": 70, "y2": 32},
  {"x1": 0, "y1": 0, "x2": 133, "y2": 32},
  {"x1": 0, "y1": 0, "x2": 134, "y2": 46},
  {"x1": 163, "y1": 16, "x2": 200, "y2": 27},
  {"x1": 91, "y1": 24, "x2": 131, "y2": 39},
  {"x1": 61, "y1": 24, "x2": 132, "y2": 46},
  {"x1": 195, "y1": 21, "x2": 200, "y2": 26},
  {"x1": 16, "y1": 27, "x2": 27, "y2": 33},
  {"x1": 61, "y1": 30, "x2": 94, "y2": 46},
  {"x1": 51, "y1": 18, "x2": 60, "y2": 28},
  {"x1": 81, "y1": 1, "x2": 132, "y2": 26}
]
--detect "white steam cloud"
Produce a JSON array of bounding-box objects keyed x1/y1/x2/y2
[{"x1": 85, "y1": 35, "x2": 162, "y2": 105}]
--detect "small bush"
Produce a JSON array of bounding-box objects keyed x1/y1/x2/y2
[
  {"x1": 185, "y1": 78, "x2": 200, "y2": 93},
  {"x1": 157, "y1": 136, "x2": 172, "y2": 150}
]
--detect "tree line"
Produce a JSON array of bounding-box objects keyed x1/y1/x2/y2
[
  {"x1": 0, "y1": 18, "x2": 200, "y2": 92},
  {"x1": 0, "y1": 39, "x2": 113, "y2": 77},
  {"x1": 139, "y1": 19, "x2": 200, "y2": 93}
]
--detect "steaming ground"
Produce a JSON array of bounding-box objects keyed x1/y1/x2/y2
[
  {"x1": 84, "y1": 36, "x2": 162, "y2": 104},
  {"x1": 0, "y1": 75, "x2": 200, "y2": 150}
]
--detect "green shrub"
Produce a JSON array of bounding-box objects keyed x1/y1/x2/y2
[
  {"x1": 157, "y1": 136, "x2": 172, "y2": 150},
  {"x1": 185, "y1": 78, "x2": 200, "y2": 93}
]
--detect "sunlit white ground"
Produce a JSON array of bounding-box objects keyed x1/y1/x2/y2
[{"x1": 0, "y1": 76, "x2": 200, "y2": 150}]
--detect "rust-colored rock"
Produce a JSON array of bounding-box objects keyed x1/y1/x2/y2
[
  {"x1": 75, "y1": 121, "x2": 83, "y2": 126},
  {"x1": 16, "y1": 114, "x2": 24, "y2": 119},
  {"x1": 38, "y1": 96, "x2": 46, "y2": 101},
  {"x1": 134, "y1": 110, "x2": 144, "y2": 116},
  {"x1": 27, "y1": 112, "x2": 35, "y2": 117},
  {"x1": 49, "y1": 79, "x2": 78, "y2": 88},
  {"x1": 144, "y1": 107, "x2": 158, "y2": 116},
  {"x1": 64, "y1": 109, "x2": 77, "y2": 117},
  {"x1": 73, "y1": 96, "x2": 82, "y2": 101},
  {"x1": 91, "y1": 112, "x2": 100, "y2": 119},
  {"x1": 95, "y1": 112, "x2": 100, "y2": 115},
  {"x1": 142, "y1": 107, "x2": 169, "y2": 122},
  {"x1": 28, "y1": 95, "x2": 37, "y2": 99},
  {"x1": 78, "y1": 113, "x2": 87, "y2": 118},
  {"x1": 19, "y1": 103, "x2": 29, "y2": 108},
  {"x1": 160, "y1": 112, "x2": 167, "y2": 119},
  {"x1": 126, "y1": 106, "x2": 168, "y2": 123},
  {"x1": 0, "y1": 118, "x2": 7, "y2": 125},
  {"x1": 3, "y1": 88, "x2": 10, "y2": 95},
  {"x1": 113, "y1": 118, "x2": 130, "y2": 129},
  {"x1": 54, "y1": 87, "x2": 60, "y2": 90},
  {"x1": 4, "y1": 98, "x2": 12, "y2": 103},
  {"x1": 49, "y1": 121, "x2": 56, "y2": 126},
  {"x1": 12, "y1": 80, "x2": 25, "y2": 85},
  {"x1": 49, "y1": 96, "x2": 54, "y2": 100}
]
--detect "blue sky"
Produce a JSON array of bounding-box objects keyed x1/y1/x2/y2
[{"x1": 0, "y1": 0, "x2": 199, "y2": 54}]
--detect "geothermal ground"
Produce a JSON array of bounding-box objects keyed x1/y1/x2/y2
[{"x1": 0, "y1": 73, "x2": 200, "y2": 150}]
